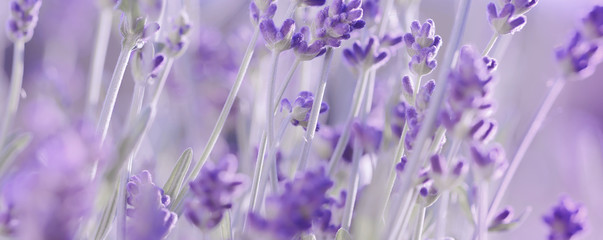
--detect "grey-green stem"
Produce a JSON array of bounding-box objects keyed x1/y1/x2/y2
[
  {"x1": 0, "y1": 40, "x2": 25, "y2": 147},
  {"x1": 86, "y1": 7, "x2": 114, "y2": 118}
]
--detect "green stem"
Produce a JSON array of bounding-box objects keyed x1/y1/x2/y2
[
  {"x1": 243, "y1": 132, "x2": 267, "y2": 231},
  {"x1": 0, "y1": 40, "x2": 25, "y2": 147},
  {"x1": 96, "y1": 41, "x2": 136, "y2": 145},
  {"x1": 273, "y1": 59, "x2": 300, "y2": 114},
  {"x1": 297, "y1": 48, "x2": 334, "y2": 171},
  {"x1": 414, "y1": 206, "x2": 427, "y2": 240},
  {"x1": 266, "y1": 51, "x2": 281, "y2": 193},
  {"x1": 86, "y1": 7, "x2": 113, "y2": 118},
  {"x1": 341, "y1": 138, "x2": 362, "y2": 230},
  {"x1": 326, "y1": 68, "x2": 370, "y2": 175},
  {"x1": 482, "y1": 33, "x2": 499, "y2": 57}
]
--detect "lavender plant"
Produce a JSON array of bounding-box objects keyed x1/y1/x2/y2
[{"x1": 1, "y1": 0, "x2": 602, "y2": 240}]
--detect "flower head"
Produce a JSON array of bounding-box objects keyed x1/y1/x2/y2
[
  {"x1": 470, "y1": 143, "x2": 507, "y2": 181},
  {"x1": 582, "y1": 5, "x2": 603, "y2": 40},
  {"x1": 403, "y1": 19, "x2": 441, "y2": 76},
  {"x1": 292, "y1": 27, "x2": 327, "y2": 61},
  {"x1": 487, "y1": 3, "x2": 527, "y2": 35},
  {"x1": 250, "y1": 0, "x2": 277, "y2": 25},
  {"x1": 281, "y1": 91, "x2": 329, "y2": 131},
  {"x1": 6, "y1": 0, "x2": 42, "y2": 42},
  {"x1": 312, "y1": 0, "x2": 365, "y2": 47},
  {"x1": 185, "y1": 155, "x2": 247, "y2": 230},
  {"x1": 126, "y1": 171, "x2": 177, "y2": 240},
  {"x1": 131, "y1": 43, "x2": 165, "y2": 84},
  {"x1": 343, "y1": 36, "x2": 390, "y2": 70},
  {"x1": 249, "y1": 168, "x2": 336, "y2": 239},
  {"x1": 362, "y1": 0, "x2": 381, "y2": 25},
  {"x1": 543, "y1": 196, "x2": 587, "y2": 240},
  {"x1": 555, "y1": 32, "x2": 601, "y2": 79},
  {"x1": 429, "y1": 154, "x2": 468, "y2": 190},
  {"x1": 260, "y1": 19, "x2": 299, "y2": 52},
  {"x1": 161, "y1": 11, "x2": 191, "y2": 57}
]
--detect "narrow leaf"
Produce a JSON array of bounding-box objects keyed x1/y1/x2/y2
[{"x1": 163, "y1": 148, "x2": 193, "y2": 199}]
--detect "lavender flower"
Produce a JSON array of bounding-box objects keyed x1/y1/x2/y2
[
  {"x1": 582, "y1": 6, "x2": 603, "y2": 40},
  {"x1": 380, "y1": 33, "x2": 404, "y2": 50},
  {"x1": 403, "y1": 19, "x2": 442, "y2": 76},
  {"x1": 185, "y1": 155, "x2": 246, "y2": 230},
  {"x1": 343, "y1": 36, "x2": 391, "y2": 70},
  {"x1": 429, "y1": 154, "x2": 467, "y2": 190},
  {"x1": 555, "y1": 32, "x2": 601, "y2": 79},
  {"x1": 417, "y1": 180, "x2": 439, "y2": 207},
  {"x1": 281, "y1": 91, "x2": 329, "y2": 131},
  {"x1": 470, "y1": 143, "x2": 507, "y2": 181},
  {"x1": 260, "y1": 19, "x2": 299, "y2": 52},
  {"x1": 250, "y1": 0, "x2": 277, "y2": 25},
  {"x1": 131, "y1": 44, "x2": 165, "y2": 84},
  {"x1": 543, "y1": 196, "x2": 587, "y2": 240},
  {"x1": 293, "y1": 27, "x2": 327, "y2": 61},
  {"x1": 249, "y1": 168, "x2": 336, "y2": 239},
  {"x1": 6, "y1": 0, "x2": 42, "y2": 42},
  {"x1": 487, "y1": 3, "x2": 526, "y2": 35},
  {"x1": 500, "y1": 0, "x2": 538, "y2": 16},
  {"x1": 489, "y1": 206, "x2": 530, "y2": 232},
  {"x1": 162, "y1": 11, "x2": 191, "y2": 57},
  {"x1": 118, "y1": 0, "x2": 161, "y2": 47},
  {"x1": 391, "y1": 80, "x2": 437, "y2": 148},
  {"x1": 362, "y1": 0, "x2": 381, "y2": 25},
  {"x1": 126, "y1": 170, "x2": 177, "y2": 240},
  {"x1": 312, "y1": 0, "x2": 365, "y2": 47},
  {"x1": 468, "y1": 117, "x2": 498, "y2": 143}
]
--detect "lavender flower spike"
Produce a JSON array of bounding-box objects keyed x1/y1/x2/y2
[
  {"x1": 185, "y1": 155, "x2": 247, "y2": 230},
  {"x1": 281, "y1": 91, "x2": 329, "y2": 131},
  {"x1": 126, "y1": 170, "x2": 177, "y2": 240},
  {"x1": 555, "y1": 32, "x2": 600, "y2": 79},
  {"x1": 470, "y1": 143, "x2": 507, "y2": 182},
  {"x1": 403, "y1": 19, "x2": 442, "y2": 58},
  {"x1": 505, "y1": 0, "x2": 539, "y2": 16},
  {"x1": 428, "y1": 154, "x2": 467, "y2": 190},
  {"x1": 6, "y1": 0, "x2": 42, "y2": 42},
  {"x1": 162, "y1": 11, "x2": 191, "y2": 57},
  {"x1": 293, "y1": 27, "x2": 327, "y2": 61},
  {"x1": 582, "y1": 6, "x2": 603, "y2": 40},
  {"x1": 487, "y1": 3, "x2": 526, "y2": 35},
  {"x1": 543, "y1": 196, "x2": 587, "y2": 240},
  {"x1": 250, "y1": 0, "x2": 277, "y2": 25},
  {"x1": 260, "y1": 18, "x2": 299, "y2": 52},
  {"x1": 312, "y1": 0, "x2": 365, "y2": 47},
  {"x1": 342, "y1": 36, "x2": 391, "y2": 70},
  {"x1": 131, "y1": 44, "x2": 165, "y2": 84}
]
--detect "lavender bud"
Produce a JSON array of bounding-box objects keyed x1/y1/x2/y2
[
  {"x1": 489, "y1": 206, "x2": 531, "y2": 232},
  {"x1": 555, "y1": 32, "x2": 601, "y2": 79},
  {"x1": 543, "y1": 196, "x2": 587, "y2": 240},
  {"x1": 185, "y1": 155, "x2": 247, "y2": 230},
  {"x1": 250, "y1": 1, "x2": 277, "y2": 25},
  {"x1": 416, "y1": 80, "x2": 436, "y2": 112},
  {"x1": 6, "y1": 0, "x2": 42, "y2": 43},
  {"x1": 293, "y1": 27, "x2": 327, "y2": 61},
  {"x1": 281, "y1": 91, "x2": 329, "y2": 131},
  {"x1": 401, "y1": 76, "x2": 414, "y2": 102},
  {"x1": 131, "y1": 44, "x2": 165, "y2": 84},
  {"x1": 500, "y1": 0, "x2": 538, "y2": 16},
  {"x1": 312, "y1": 0, "x2": 365, "y2": 48},
  {"x1": 429, "y1": 155, "x2": 468, "y2": 190},
  {"x1": 487, "y1": 3, "x2": 527, "y2": 35},
  {"x1": 403, "y1": 19, "x2": 442, "y2": 59},
  {"x1": 468, "y1": 117, "x2": 498, "y2": 142},
  {"x1": 409, "y1": 49, "x2": 438, "y2": 76},
  {"x1": 160, "y1": 11, "x2": 191, "y2": 57},
  {"x1": 381, "y1": 33, "x2": 404, "y2": 50},
  {"x1": 582, "y1": 6, "x2": 603, "y2": 40},
  {"x1": 417, "y1": 180, "x2": 439, "y2": 207},
  {"x1": 343, "y1": 36, "x2": 391, "y2": 70},
  {"x1": 260, "y1": 19, "x2": 297, "y2": 52}
]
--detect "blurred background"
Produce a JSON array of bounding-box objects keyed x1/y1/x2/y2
[{"x1": 0, "y1": 0, "x2": 601, "y2": 239}]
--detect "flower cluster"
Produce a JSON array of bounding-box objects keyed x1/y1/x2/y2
[
  {"x1": 403, "y1": 19, "x2": 442, "y2": 76},
  {"x1": 486, "y1": 0, "x2": 536, "y2": 35},
  {"x1": 555, "y1": 6, "x2": 603, "y2": 79},
  {"x1": 6, "y1": 0, "x2": 42, "y2": 42},
  {"x1": 131, "y1": 44, "x2": 165, "y2": 84},
  {"x1": 312, "y1": 0, "x2": 365, "y2": 47},
  {"x1": 126, "y1": 171, "x2": 177, "y2": 240},
  {"x1": 162, "y1": 11, "x2": 192, "y2": 57},
  {"x1": 260, "y1": 19, "x2": 299, "y2": 52},
  {"x1": 250, "y1": 0, "x2": 277, "y2": 25},
  {"x1": 248, "y1": 168, "x2": 337, "y2": 239},
  {"x1": 343, "y1": 36, "x2": 391, "y2": 71},
  {"x1": 543, "y1": 196, "x2": 587, "y2": 240},
  {"x1": 184, "y1": 155, "x2": 246, "y2": 230},
  {"x1": 281, "y1": 91, "x2": 329, "y2": 131}
]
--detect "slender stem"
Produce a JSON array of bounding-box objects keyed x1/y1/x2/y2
[
  {"x1": 97, "y1": 42, "x2": 135, "y2": 145},
  {"x1": 390, "y1": 189, "x2": 419, "y2": 240},
  {"x1": 477, "y1": 182, "x2": 489, "y2": 240},
  {"x1": 386, "y1": 0, "x2": 472, "y2": 236},
  {"x1": 341, "y1": 138, "x2": 362, "y2": 230},
  {"x1": 273, "y1": 59, "x2": 300, "y2": 114},
  {"x1": 297, "y1": 48, "x2": 334, "y2": 171},
  {"x1": 267, "y1": 116, "x2": 291, "y2": 196},
  {"x1": 414, "y1": 207, "x2": 427, "y2": 240},
  {"x1": 266, "y1": 51, "x2": 281, "y2": 193},
  {"x1": 482, "y1": 33, "x2": 499, "y2": 57},
  {"x1": 487, "y1": 79, "x2": 565, "y2": 221},
  {"x1": 86, "y1": 8, "x2": 113, "y2": 117},
  {"x1": 220, "y1": 211, "x2": 233, "y2": 240},
  {"x1": 244, "y1": 132, "x2": 267, "y2": 231},
  {"x1": 435, "y1": 189, "x2": 450, "y2": 238},
  {"x1": 126, "y1": 83, "x2": 146, "y2": 128},
  {"x1": 0, "y1": 40, "x2": 25, "y2": 147},
  {"x1": 326, "y1": 69, "x2": 370, "y2": 175},
  {"x1": 188, "y1": 26, "x2": 260, "y2": 180}
]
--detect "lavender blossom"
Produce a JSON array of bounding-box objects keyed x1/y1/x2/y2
[
  {"x1": 6, "y1": 0, "x2": 42, "y2": 42},
  {"x1": 403, "y1": 19, "x2": 442, "y2": 76},
  {"x1": 293, "y1": 27, "x2": 327, "y2": 61},
  {"x1": 162, "y1": 11, "x2": 191, "y2": 57},
  {"x1": 281, "y1": 91, "x2": 329, "y2": 131},
  {"x1": 501, "y1": 0, "x2": 538, "y2": 16},
  {"x1": 489, "y1": 206, "x2": 530, "y2": 232},
  {"x1": 417, "y1": 180, "x2": 439, "y2": 207},
  {"x1": 248, "y1": 168, "x2": 336, "y2": 239},
  {"x1": 555, "y1": 32, "x2": 601, "y2": 79},
  {"x1": 543, "y1": 196, "x2": 587, "y2": 240},
  {"x1": 126, "y1": 171, "x2": 177, "y2": 240},
  {"x1": 487, "y1": 3, "x2": 526, "y2": 35},
  {"x1": 470, "y1": 143, "x2": 507, "y2": 182},
  {"x1": 429, "y1": 154, "x2": 467, "y2": 190},
  {"x1": 582, "y1": 6, "x2": 603, "y2": 40},
  {"x1": 184, "y1": 155, "x2": 246, "y2": 230},
  {"x1": 250, "y1": 0, "x2": 277, "y2": 25},
  {"x1": 343, "y1": 36, "x2": 390, "y2": 70},
  {"x1": 312, "y1": 0, "x2": 365, "y2": 47},
  {"x1": 468, "y1": 117, "x2": 498, "y2": 143},
  {"x1": 131, "y1": 44, "x2": 165, "y2": 84},
  {"x1": 260, "y1": 19, "x2": 299, "y2": 52},
  {"x1": 118, "y1": 0, "x2": 161, "y2": 46},
  {"x1": 362, "y1": 0, "x2": 381, "y2": 25}
]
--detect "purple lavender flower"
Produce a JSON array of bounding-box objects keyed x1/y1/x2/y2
[
  {"x1": 380, "y1": 33, "x2": 404, "y2": 50},
  {"x1": 248, "y1": 168, "x2": 336, "y2": 239},
  {"x1": 403, "y1": 19, "x2": 442, "y2": 76},
  {"x1": 260, "y1": 18, "x2": 299, "y2": 52},
  {"x1": 296, "y1": 0, "x2": 326, "y2": 6},
  {"x1": 126, "y1": 170, "x2": 177, "y2": 240},
  {"x1": 185, "y1": 155, "x2": 246, "y2": 230},
  {"x1": 489, "y1": 206, "x2": 530, "y2": 232},
  {"x1": 162, "y1": 11, "x2": 191, "y2": 57},
  {"x1": 501, "y1": 0, "x2": 538, "y2": 16},
  {"x1": 543, "y1": 196, "x2": 587, "y2": 240},
  {"x1": 555, "y1": 32, "x2": 601, "y2": 79},
  {"x1": 312, "y1": 0, "x2": 365, "y2": 47},
  {"x1": 362, "y1": 0, "x2": 381, "y2": 25},
  {"x1": 343, "y1": 36, "x2": 390, "y2": 70},
  {"x1": 582, "y1": 5, "x2": 603, "y2": 40},
  {"x1": 131, "y1": 44, "x2": 165, "y2": 83},
  {"x1": 250, "y1": 0, "x2": 277, "y2": 25},
  {"x1": 281, "y1": 91, "x2": 329, "y2": 131},
  {"x1": 417, "y1": 180, "x2": 439, "y2": 207},
  {"x1": 293, "y1": 27, "x2": 327, "y2": 61},
  {"x1": 118, "y1": 0, "x2": 161, "y2": 46},
  {"x1": 470, "y1": 143, "x2": 507, "y2": 181},
  {"x1": 487, "y1": 3, "x2": 526, "y2": 35},
  {"x1": 429, "y1": 154, "x2": 467, "y2": 190},
  {"x1": 468, "y1": 117, "x2": 498, "y2": 143},
  {"x1": 6, "y1": 0, "x2": 42, "y2": 42},
  {"x1": 440, "y1": 46, "x2": 496, "y2": 129}
]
